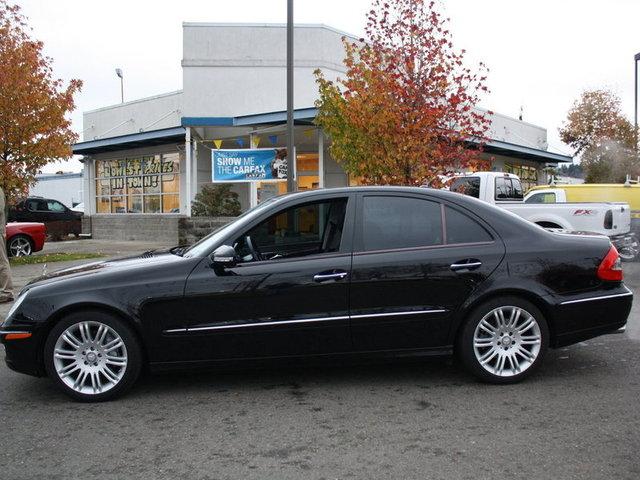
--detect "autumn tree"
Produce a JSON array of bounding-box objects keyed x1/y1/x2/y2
[
  {"x1": 559, "y1": 89, "x2": 637, "y2": 183},
  {"x1": 0, "y1": 1, "x2": 82, "y2": 204},
  {"x1": 314, "y1": 0, "x2": 491, "y2": 186}
]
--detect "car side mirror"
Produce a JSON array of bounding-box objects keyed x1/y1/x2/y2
[{"x1": 210, "y1": 245, "x2": 237, "y2": 268}]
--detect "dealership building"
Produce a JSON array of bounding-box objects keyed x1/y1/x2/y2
[{"x1": 72, "y1": 23, "x2": 572, "y2": 242}]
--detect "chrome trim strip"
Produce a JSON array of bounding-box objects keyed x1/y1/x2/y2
[
  {"x1": 163, "y1": 309, "x2": 447, "y2": 334},
  {"x1": 560, "y1": 289, "x2": 633, "y2": 305},
  {"x1": 350, "y1": 309, "x2": 447, "y2": 319},
  {"x1": 0, "y1": 330, "x2": 31, "y2": 335}
]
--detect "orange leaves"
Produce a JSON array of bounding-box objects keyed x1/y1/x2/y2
[
  {"x1": 315, "y1": 0, "x2": 490, "y2": 186},
  {"x1": 0, "y1": 1, "x2": 82, "y2": 204}
]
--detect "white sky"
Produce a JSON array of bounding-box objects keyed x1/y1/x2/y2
[{"x1": 17, "y1": 0, "x2": 640, "y2": 172}]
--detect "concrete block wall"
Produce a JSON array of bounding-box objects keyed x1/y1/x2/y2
[
  {"x1": 89, "y1": 215, "x2": 183, "y2": 244},
  {"x1": 178, "y1": 216, "x2": 235, "y2": 245}
]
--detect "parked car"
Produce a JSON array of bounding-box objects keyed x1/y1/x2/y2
[
  {"x1": 5, "y1": 222, "x2": 46, "y2": 257},
  {"x1": 70, "y1": 203, "x2": 84, "y2": 213},
  {"x1": 0, "y1": 187, "x2": 631, "y2": 401},
  {"x1": 450, "y1": 172, "x2": 637, "y2": 260},
  {"x1": 9, "y1": 197, "x2": 82, "y2": 239}
]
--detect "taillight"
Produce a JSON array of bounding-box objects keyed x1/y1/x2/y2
[{"x1": 597, "y1": 245, "x2": 623, "y2": 281}]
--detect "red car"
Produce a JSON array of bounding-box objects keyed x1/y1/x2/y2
[{"x1": 5, "y1": 222, "x2": 46, "y2": 257}]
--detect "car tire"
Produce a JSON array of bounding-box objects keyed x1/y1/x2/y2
[
  {"x1": 457, "y1": 296, "x2": 549, "y2": 384},
  {"x1": 7, "y1": 234, "x2": 33, "y2": 257},
  {"x1": 44, "y1": 311, "x2": 142, "y2": 402}
]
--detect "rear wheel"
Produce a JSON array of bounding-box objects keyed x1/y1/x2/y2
[
  {"x1": 457, "y1": 297, "x2": 549, "y2": 383},
  {"x1": 7, "y1": 234, "x2": 33, "y2": 257},
  {"x1": 44, "y1": 311, "x2": 142, "y2": 401},
  {"x1": 617, "y1": 234, "x2": 639, "y2": 262}
]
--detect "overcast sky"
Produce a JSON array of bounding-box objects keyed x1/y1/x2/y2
[{"x1": 17, "y1": 0, "x2": 640, "y2": 172}]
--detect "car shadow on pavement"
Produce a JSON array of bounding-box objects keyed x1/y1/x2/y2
[{"x1": 1, "y1": 337, "x2": 632, "y2": 404}]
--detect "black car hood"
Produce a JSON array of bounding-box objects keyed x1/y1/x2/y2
[{"x1": 26, "y1": 250, "x2": 185, "y2": 288}]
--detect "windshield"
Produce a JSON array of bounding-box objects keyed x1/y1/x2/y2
[{"x1": 182, "y1": 195, "x2": 282, "y2": 258}]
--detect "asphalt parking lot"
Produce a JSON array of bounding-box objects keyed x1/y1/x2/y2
[{"x1": 0, "y1": 242, "x2": 639, "y2": 479}]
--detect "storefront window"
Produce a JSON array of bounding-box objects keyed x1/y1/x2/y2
[
  {"x1": 504, "y1": 163, "x2": 538, "y2": 192},
  {"x1": 256, "y1": 153, "x2": 319, "y2": 203},
  {"x1": 94, "y1": 153, "x2": 181, "y2": 214}
]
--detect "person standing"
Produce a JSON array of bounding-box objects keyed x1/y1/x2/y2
[{"x1": 0, "y1": 186, "x2": 14, "y2": 303}]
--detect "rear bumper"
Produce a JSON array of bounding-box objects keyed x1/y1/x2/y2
[{"x1": 551, "y1": 286, "x2": 632, "y2": 347}]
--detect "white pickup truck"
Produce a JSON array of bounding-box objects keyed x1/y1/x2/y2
[{"x1": 449, "y1": 172, "x2": 638, "y2": 260}]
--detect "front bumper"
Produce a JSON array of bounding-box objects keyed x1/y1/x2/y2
[{"x1": 0, "y1": 328, "x2": 45, "y2": 377}]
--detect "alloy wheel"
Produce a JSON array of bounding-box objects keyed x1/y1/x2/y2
[
  {"x1": 9, "y1": 237, "x2": 32, "y2": 257},
  {"x1": 473, "y1": 306, "x2": 542, "y2": 377},
  {"x1": 52, "y1": 321, "x2": 128, "y2": 395}
]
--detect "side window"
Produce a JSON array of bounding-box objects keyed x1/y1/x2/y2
[
  {"x1": 450, "y1": 177, "x2": 480, "y2": 198},
  {"x1": 526, "y1": 192, "x2": 556, "y2": 204},
  {"x1": 444, "y1": 206, "x2": 492, "y2": 244},
  {"x1": 495, "y1": 177, "x2": 523, "y2": 200},
  {"x1": 361, "y1": 196, "x2": 442, "y2": 252},
  {"x1": 512, "y1": 178, "x2": 524, "y2": 199},
  {"x1": 495, "y1": 177, "x2": 511, "y2": 199},
  {"x1": 27, "y1": 200, "x2": 40, "y2": 212},
  {"x1": 236, "y1": 198, "x2": 348, "y2": 262},
  {"x1": 47, "y1": 201, "x2": 66, "y2": 212}
]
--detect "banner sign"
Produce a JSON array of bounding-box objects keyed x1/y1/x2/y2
[{"x1": 212, "y1": 149, "x2": 287, "y2": 182}]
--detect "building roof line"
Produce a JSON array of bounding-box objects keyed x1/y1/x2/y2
[
  {"x1": 182, "y1": 22, "x2": 360, "y2": 40},
  {"x1": 83, "y1": 90, "x2": 183, "y2": 115}
]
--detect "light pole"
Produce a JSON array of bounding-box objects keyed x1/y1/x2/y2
[
  {"x1": 286, "y1": 0, "x2": 296, "y2": 192},
  {"x1": 115, "y1": 68, "x2": 124, "y2": 103}
]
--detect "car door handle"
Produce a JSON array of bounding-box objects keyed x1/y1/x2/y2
[
  {"x1": 313, "y1": 271, "x2": 348, "y2": 282},
  {"x1": 450, "y1": 261, "x2": 482, "y2": 272}
]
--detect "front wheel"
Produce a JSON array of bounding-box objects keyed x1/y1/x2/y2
[
  {"x1": 7, "y1": 234, "x2": 33, "y2": 257},
  {"x1": 44, "y1": 311, "x2": 142, "y2": 402},
  {"x1": 457, "y1": 297, "x2": 549, "y2": 383}
]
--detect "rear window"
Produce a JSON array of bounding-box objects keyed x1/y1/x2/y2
[
  {"x1": 444, "y1": 206, "x2": 492, "y2": 244},
  {"x1": 495, "y1": 177, "x2": 524, "y2": 200},
  {"x1": 450, "y1": 177, "x2": 480, "y2": 198}
]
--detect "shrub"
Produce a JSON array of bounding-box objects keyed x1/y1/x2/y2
[{"x1": 191, "y1": 184, "x2": 241, "y2": 217}]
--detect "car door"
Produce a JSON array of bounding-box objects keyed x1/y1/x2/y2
[
  {"x1": 349, "y1": 192, "x2": 505, "y2": 352},
  {"x1": 172, "y1": 193, "x2": 355, "y2": 362}
]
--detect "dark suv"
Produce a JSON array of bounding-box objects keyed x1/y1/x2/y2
[{"x1": 9, "y1": 197, "x2": 82, "y2": 239}]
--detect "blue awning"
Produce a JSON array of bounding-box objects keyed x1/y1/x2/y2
[{"x1": 73, "y1": 126, "x2": 186, "y2": 155}]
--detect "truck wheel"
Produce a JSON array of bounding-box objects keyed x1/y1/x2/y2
[{"x1": 618, "y1": 234, "x2": 639, "y2": 262}]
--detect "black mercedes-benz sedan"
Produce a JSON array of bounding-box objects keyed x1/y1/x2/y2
[{"x1": 0, "y1": 187, "x2": 632, "y2": 401}]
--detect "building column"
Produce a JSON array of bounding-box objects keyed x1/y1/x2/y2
[
  {"x1": 318, "y1": 129, "x2": 325, "y2": 188},
  {"x1": 83, "y1": 159, "x2": 96, "y2": 215},
  {"x1": 184, "y1": 127, "x2": 192, "y2": 216},
  {"x1": 249, "y1": 133, "x2": 258, "y2": 208}
]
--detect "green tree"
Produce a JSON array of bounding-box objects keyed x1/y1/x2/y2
[
  {"x1": 191, "y1": 184, "x2": 241, "y2": 217},
  {"x1": 559, "y1": 89, "x2": 637, "y2": 183},
  {"x1": 0, "y1": 1, "x2": 82, "y2": 204},
  {"x1": 314, "y1": 0, "x2": 490, "y2": 187}
]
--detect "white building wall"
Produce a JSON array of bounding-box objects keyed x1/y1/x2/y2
[
  {"x1": 83, "y1": 91, "x2": 183, "y2": 140},
  {"x1": 181, "y1": 23, "x2": 351, "y2": 117},
  {"x1": 30, "y1": 173, "x2": 84, "y2": 207}
]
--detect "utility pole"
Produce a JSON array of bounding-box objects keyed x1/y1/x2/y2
[
  {"x1": 633, "y1": 53, "x2": 640, "y2": 146},
  {"x1": 286, "y1": 0, "x2": 296, "y2": 192}
]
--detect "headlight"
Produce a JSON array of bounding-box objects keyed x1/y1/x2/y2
[{"x1": 5, "y1": 289, "x2": 29, "y2": 321}]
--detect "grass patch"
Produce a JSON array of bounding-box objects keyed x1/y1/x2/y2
[{"x1": 10, "y1": 252, "x2": 105, "y2": 266}]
